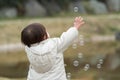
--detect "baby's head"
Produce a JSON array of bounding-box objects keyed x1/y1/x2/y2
[{"x1": 21, "y1": 23, "x2": 48, "y2": 47}]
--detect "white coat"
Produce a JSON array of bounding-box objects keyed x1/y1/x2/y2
[{"x1": 25, "y1": 27, "x2": 79, "y2": 80}]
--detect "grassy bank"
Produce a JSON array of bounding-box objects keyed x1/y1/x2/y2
[{"x1": 0, "y1": 14, "x2": 120, "y2": 44}]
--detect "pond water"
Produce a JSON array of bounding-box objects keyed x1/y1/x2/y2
[{"x1": 0, "y1": 41, "x2": 120, "y2": 80}]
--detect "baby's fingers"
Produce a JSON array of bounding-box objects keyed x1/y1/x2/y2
[
  {"x1": 80, "y1": 21, "x2": 85, "y2": 26},
  {"x1": 75, "y1": 17, "x2": 79, "y2": 22},
  {"x1": 78, "y1": 16, "x2": 83, "y2": 22}
]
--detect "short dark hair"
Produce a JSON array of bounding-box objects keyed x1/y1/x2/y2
[{"x1": 21, "y1": 23, "x2": 47, "y2": 47}]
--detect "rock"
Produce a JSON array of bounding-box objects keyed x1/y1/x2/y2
[
  {"x1": 106, "y1": 0, "x2": 120, "y2": 12},
  {"x1": 69, "y1": 1, "x2": 86, "y2": 14},
  {"x1": 25, "y1": 0, "x2": 47, "y2": 17},
  {"x1": 90, "y1": 0, "x2": 108, "y2": 14},
  {"x1": 115, "y1": 32, "x2": 120, "y2": 41},
  {"x1": 105, "y1": 53, "x2": 120, "y2": 70},
  {"x1": 0, "y1": 7, "x2": 17, "y2": 18},
  {"x1": 42, "y1": 1, "x2": 61, "y2": 15}
]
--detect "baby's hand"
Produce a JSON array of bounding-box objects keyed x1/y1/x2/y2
[{"x1": 74, "y1": 16, "x2": 85, "y2": 29}]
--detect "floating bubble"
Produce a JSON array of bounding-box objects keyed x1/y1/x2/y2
[
  {"x1": 78, "y1": 53, "x2": 83, "y2": 59},
  {"x1": 79, "y1": 35, "x2": 84, "y2": 46},
  {"x1": 73, "y1": 60, "x2": 79, "y2": 67},
  {"x1": 64, "y1": 64, "x2": 67, "y2": 67},
  {"x1": 67, "y1": 72, "x2": 71, "y2": 80},
  {"x1": 72, "y1": 43, "x2": 77, "y2": 49},
  {"x1": 99, "y1": 59, "x2": 103, "y2": 64},
  {"x1": 97, "y1": 64, "x2": 102, "y2": 69},
  {"x1": 74, "y1": 7, "x2": 78, "y2": 12},
  {"x1": 79, "y1": 35, "x2": 84, "y2": 39},
  {"x1": 74, "y1": 38, "x2": 79, "y2": 43},
  {"x1": 84, "y1": 64, "x2": 90, "y2": 71},
  {"x1": 79, "y1": 40, "x2": 84, "y2": 46}
]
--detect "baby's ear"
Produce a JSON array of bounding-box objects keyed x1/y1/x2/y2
[
  {"x1": 43, "y1": 35, "x2": 47, "y2": 40},
  {"x1": 43, "y1": 32, "x2": 50, "y2": 40},
  {"x1": 47, "y1": 32, "x2": 50, "y2": 38}
]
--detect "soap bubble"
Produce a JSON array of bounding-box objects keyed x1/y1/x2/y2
[
  {"x1": 64, "y1": 64, "x2": 67, "y2": 67},
  {"x1": 97, "y1": 64, "x2": 102, "y2": 69},
  {"x1": 78, "y1": 53, "x2": 83, "y2": 59},
  {"x1": 73, "y1": 60, "x2": 79, "y2": 67},
  {"x1": 72, "y1": 43, "x2": 77, "y2": 49},
  {"x1": 79, "y1": 40, "x2": 84, "y2": 46},
  {"x1": 74, "y1": 7, "x2": 78, "y2": 12},
  {"x1": 73, "y1": 38, "x2": 79, "y2": 43},
  {"x1": 79, "y1": 35, "x2": 84, "y2": 46},
  {"x1": 67, "y1": 72, "x2": 71, "y2": 80},
  {"x1": 99, "y1": 59, "x2": 103, "y2": 64},
  {"x1": 79, "y1": 35, "x2": 84, "y2": 39},
  {"x1": 84, "y1": 64, "x2": 90, "y2": 71}
]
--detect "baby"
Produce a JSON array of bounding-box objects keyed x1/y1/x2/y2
[{"x1": 21, "y1": 17, "x2": 84, "y2": 80}]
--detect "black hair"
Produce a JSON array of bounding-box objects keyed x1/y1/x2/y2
[{"x1": 21, "y1": 23, "x2": 47, "y2": 47}]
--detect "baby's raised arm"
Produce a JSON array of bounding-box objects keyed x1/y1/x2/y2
[{"x1": 55, "y1": 16, "x2": 85, "y2": 52}]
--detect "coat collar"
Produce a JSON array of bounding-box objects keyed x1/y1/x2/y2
[{"x1": 30, "y1": 39, "x2": 49, "y2": 47}]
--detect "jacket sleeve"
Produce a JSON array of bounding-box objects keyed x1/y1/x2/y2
[{"x1": 55, "y1": 27, "x2": 79, "y2": 53}]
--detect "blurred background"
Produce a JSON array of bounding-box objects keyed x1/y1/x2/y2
[{"x1": 0, "y1": 0, "x2": 120, "y2": 80}]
